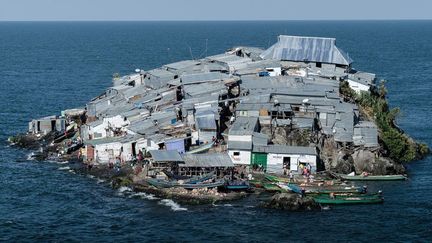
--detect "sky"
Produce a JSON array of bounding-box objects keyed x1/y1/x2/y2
[{"x1": 0, "y1": 0, "x2": 431, "y2": 21}]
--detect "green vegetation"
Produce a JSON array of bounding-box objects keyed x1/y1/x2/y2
[{"x1": 340, "y1": 80, "x2": 430, "y2": 163}]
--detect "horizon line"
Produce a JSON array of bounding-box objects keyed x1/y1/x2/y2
[{"x1": 1, "y1": 18, "x2": 432, "y2": 22}]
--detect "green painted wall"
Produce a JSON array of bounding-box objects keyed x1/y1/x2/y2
[{"x1": 251, "y1": 152, "x2": 267, "y2": 168}]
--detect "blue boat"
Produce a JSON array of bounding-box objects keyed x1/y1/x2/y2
[{"x1": 225, "y1": 180, "x2": 250, "y2": 190}]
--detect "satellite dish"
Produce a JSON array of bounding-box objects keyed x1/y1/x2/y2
[
  {"x1": 135, "y1": 69, "x2": 141, "y2": 73},
  {"x1": 302, "y1": 98, "x2": 309, "y2": 103}
]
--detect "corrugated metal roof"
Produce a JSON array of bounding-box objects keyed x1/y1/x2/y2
[
  {"x1": 230, "y1": 116, "x2": 259, "y2": 134},
  {"x1": 353, "y1": 121, "x2": 378, "y2": 147},
  {"x1": 228, "y1": 140, "x2": 252, "y2": 151},
  {"x1": 181, "y1": 72, "x2": 229, "y2": 85},
  {"x1": 149, "y1": 150, "x2": 184, "y2": 162},
  {"x1": 260, "y1": 35, "x2": 353, "y2": 66},
  {"x1": 253, "y1": 145, "x2": 316, "y2": 155},
  {"x1": 180, "y1": 153, "x2": 234, "y2": 167}
]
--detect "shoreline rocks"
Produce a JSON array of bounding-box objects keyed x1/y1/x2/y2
[{"x1": 262, "y1": 193, "x2": 320, "y2": 211}]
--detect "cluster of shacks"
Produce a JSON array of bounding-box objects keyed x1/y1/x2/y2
[{"x1": 30, "y1": 35, "x2": 379, "y2": 175}]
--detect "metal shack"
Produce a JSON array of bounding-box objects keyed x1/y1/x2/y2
[
  {"x1": 179, "y1": 153, "x2": 234, "y2": 177},
  {"x1": 149, "y1": 150, "x2": 184, "y2": 173},
  {"x1": 28, "y1": 115, "x2": 65, "y2": 135},
  {"x1": 252, "y1": 145, "x2": 317, "y2": 174}
]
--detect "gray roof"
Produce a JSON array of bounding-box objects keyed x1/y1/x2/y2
[
  {"x1": 253, "y1": 145, "x2": 316, "y2": 155},
  {"x1": 149, "y1": 150, "x2": 184, "y2": 162},
  {"x1": 181, "y1": 72, "x2": 229, "y2": 85},
  {"x1": 228, "y1": 140, "x2": 252, "y2": 151},
  {"x1": 260, "y1": 35, "x2": 353, "y2": 66},
  {"x1": 229, "y1": 116, "x2": 259, "y2": 135},
  {"x1": 353, "y1": 121, "x2": 378, "y2": 147},
  {"x1": 180, "y1": 153, "x2": 234, "y2": 167}
]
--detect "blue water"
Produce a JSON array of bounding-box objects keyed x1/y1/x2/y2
[{"x1": 1, "y1": 21, "x2": 431, "y2": 242}]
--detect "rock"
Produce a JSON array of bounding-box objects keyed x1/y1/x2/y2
[
  {"x1": 263, "y1": 193, "x2": 320, "y2": 211},
  {"x1": 352, "y1": 150, "x2": 405, "y2": 175}
]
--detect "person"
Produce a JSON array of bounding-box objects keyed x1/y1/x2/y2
[
  {"x1": 329, "y1": 192, "x2": 335, "y2": 199},
  {"x1": 248, "y1": 173, "x2": 253, "y2": 181},
  {"x1": 300, "y1": 187, "x2": 306, "y2": 198},
  {"x1": 289, "y1": 170, "x2": 294, "y2": 182},
  {"x1": 361, "y1": 185, "x2": 368, "y2": 194},
  {"x1": 137, "y1": 149, "x2": 143, "y2": 162}
]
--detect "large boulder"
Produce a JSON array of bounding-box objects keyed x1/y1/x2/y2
[
  {"x1": 352, "y1": 150, "x2": 405, "y2": 175},
  {"x1": 263, "y1": 193, "x2": 320, "y2": 211}
]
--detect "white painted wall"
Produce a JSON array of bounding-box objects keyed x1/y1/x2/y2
[
  {"x1": 228, "y1": 150, "x2": 251, "y2": 165},
  {"x1": 267, "y1": 153, "x2": 316, "y2": 174},
  {"x1": 348, "y1": 79, "x2": 370, "y2": 93}
]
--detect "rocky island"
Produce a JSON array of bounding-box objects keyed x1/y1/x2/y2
[{"x1": 10, "y1": 35, "x2": 429, "y2": 209}]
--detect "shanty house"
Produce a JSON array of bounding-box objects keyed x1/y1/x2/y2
[
  {"x1": 149, "y1": 150, "x2": 184, "y2": 172},
  {"x1": 179, "y1": 153, "x2": 234, "y2": 176},
  {"x1": 252, "y1": 145, "x2": 317, "y2": 174},
  {"x1": 353, "y1": 121, "x2": 379, "y2": 147},
  {"x1": 28, "y1": 116, "x2": 65, "y2": 135},
  {"x1": 260, "y1": 35, "x2": 353, "y2": 70},
  {"x1": 227, "y1": 116, "x2": 260, "y2": 165}
]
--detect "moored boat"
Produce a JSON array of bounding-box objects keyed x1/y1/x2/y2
[
  {"x1": 312, "y1": 194, "x2": 384, "y2": 204},
  {"x1": 338, "y1": 174, "x2": 407, "y2": 181}
]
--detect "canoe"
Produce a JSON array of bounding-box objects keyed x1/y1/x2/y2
[
  {"x1": 263, "y1": 183, "x2": 283, "y2": 192},
  {"x1": 146, "y1": 178, "x2": 177, "y2": 188},
  {"x1": 226, "y1": 180, "x2": 250, "y2": 190},
  {"x1": 186, "y1": 141, "x2": 214, "y2": 154},
  {"x1": 339, "y1": 174, "x2": 407, "y2": 181},
  {"x1": 179, "y1": 179, "x2": 225, "y2": 189},
  {"x1": 276, "y1": 182, "x2": 361, "y2": 194},
  {"x1": 313, "y1": 195, "x2": 384, "y2": 204},
  {"x1": 146, "y1": 178, "x2": 224, "y2": 189}
]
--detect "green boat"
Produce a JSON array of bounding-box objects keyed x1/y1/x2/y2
[
  {"x1": 338, "y1": 174, "x2": 407, "y2": 181},
  {"x1": 313, "y1": 194, "x2": 384, "y2": 204},
  {"x1": 263, "y1": 183, "x2": 283, "y2": 192}
]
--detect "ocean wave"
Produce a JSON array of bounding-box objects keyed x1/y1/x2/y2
[
  {"x1": 116, "y1": 186, "x2": 133, "y2": 196},
  {"x1": 26, "y1": 153, "x2": 35, "y2": 161},
  {"x1": 158, "y1": 199, "x2": 187, "y2": 211},
  {"x1": 129, "y1": 192, "x2": 159, "y2": 200},
  {"x1": 58, "y1": 166, "x2": 70, "y2": 171}
]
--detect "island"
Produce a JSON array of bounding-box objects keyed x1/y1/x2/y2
[{"x1": 10, "y1": 35, "x2": 430, "y2": 209}]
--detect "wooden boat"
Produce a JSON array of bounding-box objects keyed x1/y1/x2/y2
[
  {"x1": 249, "y1": 179, "x2": 263, "y2": 188},
  {"x1": 225, "y1": 180, "x2": 250, "y2": 190},
  {"x1": 146, "y1": 177, "x2": 224, "y2": 189},
  {"x1": 338, "y1": 174, "x2": 407, "y2": 181},
  {"x1": 276, "y1": 182, "x2": 361, "y2": 195},
  {"x1": 145, "y1": 178, "x2": 177, "y2": 188},
  {"x1": 263, "y1": 183, "x2": 283, "y2": 192},
  {"x1": 179, "y1": 179, "x2": 225, "y2": 189},
  {"x1": 313, "y1": 194, "x2": 384, "y2": 204},
  {"x1": 186, "y1": 141, "x2": 214, "y2": 154}
]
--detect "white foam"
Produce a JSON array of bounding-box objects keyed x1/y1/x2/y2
[
  {"x1": 57, "y1": 161, "x2": 69, "y2": 164},
  {"x1": 87, "y1": 175, "x2": 95, "y2": 179},
  {"x1": 26, "y1": 153, "x2": 35, "y2": 161},
  {"x1": 96, "y1": 179, "x2": 105, "y2": 184},
  {"x1": 158, "y1": 199, "x2": 187, "y2": 211},
  {"x1": 58, "y1": 166, "x2": 70, "y2": 171},
  {"x1": 118, "y1": 186, "x2": 132, "y2": 193},
  {"x1": 130, "y1": 192, "x2": 159, "y2": 200}
]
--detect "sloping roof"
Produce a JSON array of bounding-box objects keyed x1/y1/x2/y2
[
  {"x1": 228, "y1": 140, "x2": 252, "y2": 151},
  {"x1": 181, "y1": 72, "x2": 229, "y2": 85},
  {"x1": 180, "y1": 153, "x2": 234, "y2": 167},
  {"x1": 253, "y1": 145, "x2": 316, "y2": 155},
  {"x1": 149, "y1": 150, "x2": 184, "y2": 162},
  {"x1": 229, "y1": 116, "x2": 259, "y2": 135},
  {"x1": 353, "y1": 121, "x2": 378, "y2": 147},
  {"x1": 260, "y1": 35, "x2": 353, "y2": 66}
]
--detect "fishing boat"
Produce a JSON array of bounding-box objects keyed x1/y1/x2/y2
[
  {"x1": 179, "y1": 179, "x2": 225, "y2": 189},
  {"x1": 186, "y1": 141, "x2": 214, "y2": 154},
  {"x1": 313, "y1": 194, "x2": 384, "y2": 204},
  {"x1": 338, "y1": 173, "x2": 407, "y2": 181},
  {"x1": 225, "y1": 180, "x2": 250, "y2": 190},
  {"x1": 249, "y1": 179, "x2": 263, "y2": 188},
  {"x1": 145, "y1": 178, "x2": 177, "y2": 188},
  {"x1": 263, "y1": 183, "x2": 283, "y2": 192}
]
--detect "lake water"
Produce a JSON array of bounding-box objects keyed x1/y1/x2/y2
[{"x1": 0, "y1": 21, "x2": 431, "y2": 242}]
